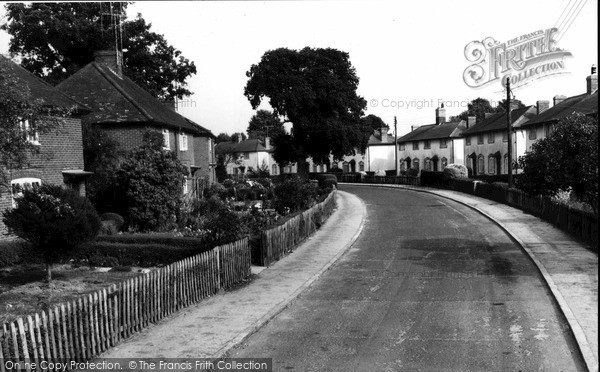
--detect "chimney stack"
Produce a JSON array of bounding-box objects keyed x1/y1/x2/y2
[
  {"x1": 536, "y1": 100, "x2": 550, "y2": 115},
  {"x1": 484, "y1": 112, "x2": 494, "y2": 119},
  {"x1": 381, "y1": 127, "x2": 388, "y2": 142},
  {"x1": 553, "y1": 95, "x2": 567, "y2": 106},
  {"x1": 411, "y1": 125, "x2": 421, "y2": 132},
  {"x1": 435, "y1": 104, "x2": 446, "y2": 125},
  {"x1": 94, "y1": 50, "x2": 123, "y2": 78},
  {"x1": 467, "y1": 116, "x2": 476, "y2": 129},
  {"x1": 587, "y1": 64, "x2": 598, "y2": 94},
  {"x1": 236, "y1": 133, "x2": 243, "y2": 143},
  {"x1": 264, "y1": 136, "x2": 270, "y2": 150}
]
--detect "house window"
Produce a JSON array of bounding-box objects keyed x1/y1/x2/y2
[
  {"x1": 162, "y1": 129, "x2": 170, "y2": 150},
  {"x1": 243, "y1": 152, "x2": 250, "y2": 160},
  {"x1": 332, "y1": 162, "x2": 339, "y2": 169},
  {"x1": 20, "y1": 119, "x2": 39, "y2": 145},
  {"x1": 466, "y1": 136, "x2": 471, "y2": 146},
  {"x1": 271, "y1": 164, "x2": 278, "y2": 175},
  {"x1": 441, "y1": 157, "x2": 448, "y2": 168},
  {"x1": 313, "y1": 163, "x2": 319, "y2": 172},
  {"x1": 11, "y1": 177, "x2": 41, "y2": 207},
  {"x1": 359, "y1": 161, "x2": 365, "y2": 171},
  {"x1": 342, "y1": 162, "x2": 350, "y2": 172},
  {"x1": 412, "y1": 142, "x2": 419, "y2": 150},
  {"x1": 439, "y1": 139, "x2": 447, "y2": 148},
  {"x1": 424, "y1": 157, "x2": 431, "y2": 171},
  {"x1": 399, "y1": 143, "x2": 405, "y2": 151},
  {"x1": 477, "y1": 155, "x2": 485, "y2": 174},
  {"x1": 488, "y1": 156, "x2": 496, "y2": 174},
  {"x1": 487, "y1": 133, "x2": 495, "y2": 144},
  {"x1": 502, "y1": 131, "x2": 508, "y2": 142},
  {"x1": 477, "y1": 134, "x2": 484, "y2": 144},
  {"x1": 179, "y1": 134, "x2": 188, "y2": 151},
  {"x1": 412, "y1": 158, "x2": 420, "y2": 171},
  {"x1": 424, "y1": 140, "x2": 431, "y2": 149},
  {"x1": 529, "y1": 128, "x2": 537, "y2": 140},
  {"x1": 504, "y1": 154, "x2": 509, "y2": 173}
]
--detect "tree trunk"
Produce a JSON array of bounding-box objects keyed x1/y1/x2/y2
[
  {"x1": 45, "y1": 263, "x2": 52, "y2": 282},
  {"x1": 296, "y1": 157, "x2": 309, "y2": 178}
]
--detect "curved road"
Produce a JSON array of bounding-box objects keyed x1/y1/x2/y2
[{"x1": 229, "y1": 185, "x2": 584, "y2": 371}]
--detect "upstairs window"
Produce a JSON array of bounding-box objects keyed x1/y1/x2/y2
[
  {"x1": 466, "y1": 136, "x2": 471, "y2": 146},
  {"x1": 412, "y1": 142, "x2": 419, "y2": 150},
  {"x1": 399, "y1": 143, "x2": 405, "y2": 151},
  {"x1": 502, "y1": 131, "x2": 508, "y2": 142},
  {"x1": 487, "y1": 133, "x2": 495, "y2": 144},
  {"x1": 179, "y1": 134, "x2": 188, "y2": 151},
  {"x1": 477, "y1": 134, "x2": 484, "y2": 144},
  {"x1": 162, "y1": 129, "x2": 170, "y2": 150},
  {"x1": 20, "y1": 119, "x2": 39, "y2": 145},
  {"x1": 243, "y1": 152, "x2": 250, "y2": 160},
  {"x1": 424, "y1": 140, "x2": 431, "y2": 149},
  {"x1": 439, "y1": 139, "x2": 448, "y2": 148},
  {"x1": 529, "y1": 128, "x2": 537, "y2": 140}
]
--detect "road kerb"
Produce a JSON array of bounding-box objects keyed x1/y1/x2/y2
[
  {"x1": 215, "y1": 191, "x2": 368, "y2": 358},
  {"x1": 342, "y1": 182, "x2": 598, "y2": 372}
]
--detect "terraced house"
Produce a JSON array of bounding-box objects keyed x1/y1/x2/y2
[
  {"x1": 57, "y1": 50, "x2": 216, "y2": 196},
  {"x1": 0, "y1": 56, "x2": 90, "y2": 238},
  {"x1": 463, "y1": 106, "x2": 537, "y2": 176},
  {"x1": 397, "y1": 105, "x2": 466, "y2": 173}
]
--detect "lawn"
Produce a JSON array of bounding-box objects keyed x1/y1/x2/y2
[{"x1": 0, "y1": 262, "x2": 144, "y2": 325}]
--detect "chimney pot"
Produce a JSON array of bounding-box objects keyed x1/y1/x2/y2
[
  {"x1": 381, "y1": 127, "x2": 388, "y2": 142},
  {"x1": 536, "y1": 100, "x2": 550, "y2": 115},
  {"x1": 435, "y1": 105, "x2": 446, "y2": 125},
  {"x1": 94, "y1": 50, "x2": 123, "y2": 78},
  {"x1": 553, "y1": 95, "x2": 567, "y2": 106},
  {"x1": 587, "y1": 65, "x2": 598, "y2": 94},
  {"x1": 264, "y1": 137, "x2": 271, "y2": 149}
]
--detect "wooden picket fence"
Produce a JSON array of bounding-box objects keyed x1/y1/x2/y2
[
  {"x1": 259, "y1": 190, "x2": 337, "y2": 266},
  {"x1": 0, "y1": 238, "x2": 250, "y2": 369}
]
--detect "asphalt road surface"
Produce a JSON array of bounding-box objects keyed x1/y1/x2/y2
[{"x1": 229, "y1": 185, "x2": 585, "y2": 371}]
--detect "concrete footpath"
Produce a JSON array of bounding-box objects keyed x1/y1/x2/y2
[
  {"x1": 344, "y1": 183, "x2": 598, "y2": 372},
  {"x1": 99, "y1": 191, "x2": 366, "y2": 359}
]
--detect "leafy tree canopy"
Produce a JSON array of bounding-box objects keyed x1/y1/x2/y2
[
  {"x1": 1, "y1": 2, "x2": 196, "y2": 101},
  {"x1": 517, "y1": 113, "x2": 598, "y2": 214},
  {"x1": 451, "y1": 97, "x2": 526, "y2": 122},
  {"x1": 247, "y1": 109, "x2": 285, "y2": 141},
  {"x1": 215, "y1": 133, "x2": 232, "y2": 144},
  {"x1": 245, "y1": 47, "x2": 368, "y2": 171}
]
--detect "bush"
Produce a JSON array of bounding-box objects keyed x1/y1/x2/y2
[
  {"x1": 443, "y1": 163, "x2": 468, "y2": 180},
  {"x1": 0, "y1": 240, "x2": 23, "y2": 267},
  {"x1": 273, "y1": 176, "x2": 319, "y2": 214},
  {"x1": 77, "y1": 241, "x2": 200, "y2": 267},
  {"x1": 2, "y1": 184, "x2": 101, "y2": 281},
  {"x1": 406, "y1": 168, "x2": 419, "y2": 177},
  {"x1": 420, "y1": 171, "x2": 445, "y2": 187},
  {"x1": 204, "y1": 182, "x2": 227, "y2": 199},
  {"x1": 315, "y1": 174, "x2": 338, "y2": 190},
  {"x1": 100, "y1": 212, "x2": 124, "y2": 233}
]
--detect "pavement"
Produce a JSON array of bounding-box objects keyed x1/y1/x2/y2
[
  {"x1": 99, "y1": 190, "x2": 367, "y2": 359},
  {"x1": 99, "y1": 184, "x2": 597, "y2": 371},
  {"x1": 344, "y1": 183, "x2": 598, "y2": 372}
]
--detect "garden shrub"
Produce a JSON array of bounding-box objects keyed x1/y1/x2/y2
[
  {"x1": 204, "y1": 182, "x2": 227, "y2": 199},
  {"x1": 442, "y1": 163, "x2": 468, "y2": 180},
  {"x1": 2, "y1": 184, "x2": 101, "y2": 281},
  {"x1": 100, "y1": 212, "x2": 124, "y2": 234},
  {"x1": 273, "y1": 176, "x2": 319, "y2": 214},
  {"x1": 0, "y1": 241, "x2": 23, "y2": 267},
  {"x1": 406, "y1": 168, "x2": 419, "y2": 177},
  {"x1": 77, "y1": 241, "x2": 200, "y2": 267}
]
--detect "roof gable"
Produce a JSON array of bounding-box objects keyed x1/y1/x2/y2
[
  {"x1": 521, "y1": 92, "x2": 598, "y2": 127},
  {"x1": 462, "y1": 106, "x2": 536, "y2": 134},
  {"x1": 397, "y1": 121, "x2": 464, "y2": 143}
]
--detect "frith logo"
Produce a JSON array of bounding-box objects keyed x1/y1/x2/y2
[{"x1": 463, "y1": 28, "x2": 572, "y2": 89}]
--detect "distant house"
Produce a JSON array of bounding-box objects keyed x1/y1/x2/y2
[
  {"x1": 397, "y1": 106, "x2": 466, "y2": 173},
  {"x1": 329, "y1": 126, "x2": 397, "y2": 174},
  {"x1": 462, "y1": 106, "x2": 537, "y2": 176},
  {"x1": 0, "y1": 56, "x2": 90, "y2": 238},
  {"x1": 57, "y1": 50, "x2": 216, "y2": 196},
  {"x1": 515, "y1": 68, "x2": 598, "y2": 157},
  {"x1": 215, "y1": 137, "x2": 280, "y2": 176}
]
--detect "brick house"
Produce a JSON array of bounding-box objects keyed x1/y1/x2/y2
[
  {"x1": 462, "y1": 106, "x2": 537, "y2": 176},
  {"x1": 0, "y1": 56, "x2": 90, "y2": 238},
  {"x1": 57, "y1": 51, "x2": 216, "y2": 196},
  {"x1": 397, "y1": 106, "x2": 466, "y2": 174}
]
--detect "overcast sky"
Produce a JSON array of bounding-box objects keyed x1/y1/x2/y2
[{"x1": 1, "y1": 1, "x2": 597, "y2": 136}]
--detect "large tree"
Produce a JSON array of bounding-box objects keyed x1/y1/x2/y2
[
  {"x1": 1, "y1": 2, "x2": 196, "y2": 101},
  {"x1": 244, "y1": 47, "x2": 369, "y2": 174},
  {"x1": 451, "y1": 97, "x2": 527, "y2": 122},
  {"x1": 517, "y1": 113, "x2": 598, "y2": 214},
  {"x1": 247, "y1": 109, "x2": 285, "y2": 141}
]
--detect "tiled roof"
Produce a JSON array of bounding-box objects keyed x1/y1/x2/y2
[
  {"x1": 57, "y1": 62, "x2": 214, "y2": 137},
  {"x1": 0, "y1": 55, "x2": 89, "y2": 112},
  {"x1": 397, "y1": 121, "x2": 464, "y2": 143},
  {"x1": 215, "y1": 139, "x2": 268, "y2": 154},
  {"x1": 462, "y1": 106, "x2": 536, "y2": 135},
  {"x1": 520, "y1": 91, "x2": 598, "y2": 127},
  {"x1": 368, "y1": 131, "x2": 396, "y2": 146}
]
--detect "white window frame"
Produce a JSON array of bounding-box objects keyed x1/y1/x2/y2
[
  {"x1": 11, "y1": 177, "x2": 42, "y2": 207},
  {"x1": 182, "y1": 177, "x2": 189, "y2": 194},
  {"x1": 20, "y1": 118, "x2": 40, "y2": 145},
  {"x1": 163, "y1": 129, "x2": 170, "y2": 150},
  {"x1": 179, "y1": 133, "x2": 188, "y2": 151}
]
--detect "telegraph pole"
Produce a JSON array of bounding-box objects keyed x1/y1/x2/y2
[
  {"x1": 394, "y1": 116, "x2": 398, "y2": 176},
  {"x1": 506, "y1": 78, "x2": 513, "y2": 188}
]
